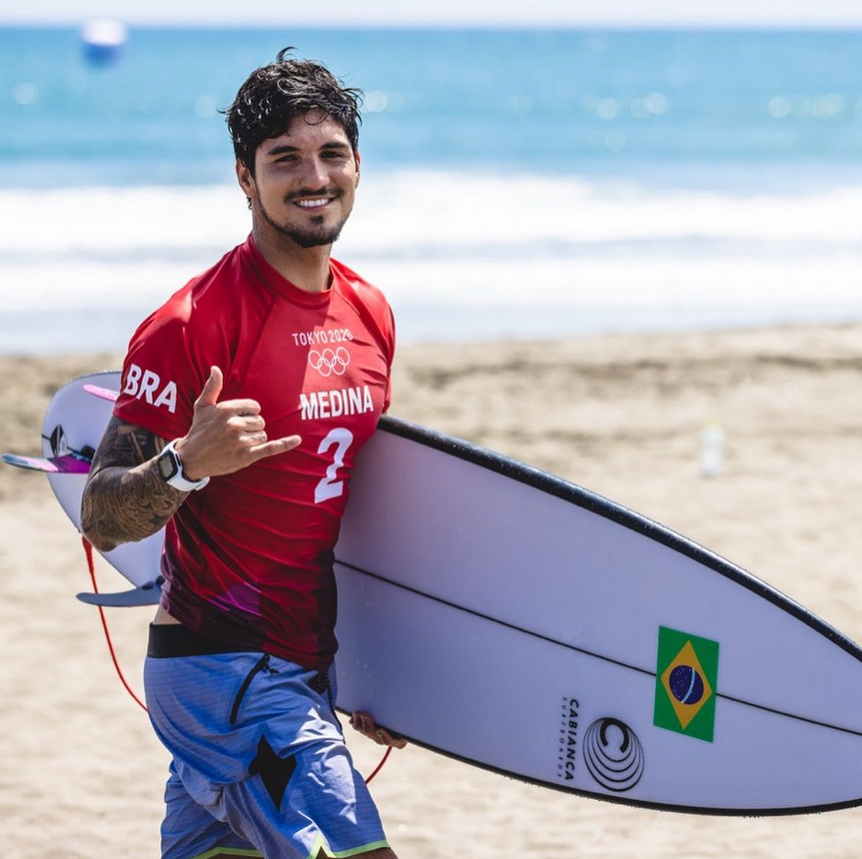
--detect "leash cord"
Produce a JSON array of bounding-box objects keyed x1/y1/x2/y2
[
  {"x1": 81, "y1": 537, "x2": 148, "y2": 712},
  {"x1": 81, "y1": 537, "x2": 392, "y2": 781},
  {"x1": 364, "y1": 746, "x2": 392, "y2": 784}
]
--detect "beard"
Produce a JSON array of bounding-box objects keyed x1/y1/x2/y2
[{"x1": 257, "y1": 191, "x2": 350, "y2": 249}]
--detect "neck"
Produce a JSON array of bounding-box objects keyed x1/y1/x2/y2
[{"x1": 251, "y1": 222, "x2": 333, "y2": 293}]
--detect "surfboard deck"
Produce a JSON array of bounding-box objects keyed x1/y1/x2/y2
[{"x1": 13, "y1": 370, "x2": 862, "y2": 815}]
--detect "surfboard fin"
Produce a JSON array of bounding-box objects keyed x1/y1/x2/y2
[
  {"x1": 76, "y1": 578, "x2": 163, "y2": 607},
  {"x1": 83, "y1": 383, "x2": 119, "y2": 402},
  {"x1": 2, "y1": 452, "x2": 92, "y2": 474}
]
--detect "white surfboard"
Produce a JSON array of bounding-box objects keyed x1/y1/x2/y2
[
  {"x1": 34, "y1": 372, "x2": 165, "y2": 604},
  {"x1": 13, "y1": 371, "x2": 862, "y2": 815}
]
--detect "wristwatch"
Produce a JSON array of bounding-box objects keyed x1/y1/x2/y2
[{"x1": 156, "y1": 440, "x2": 210, "y2": 492}]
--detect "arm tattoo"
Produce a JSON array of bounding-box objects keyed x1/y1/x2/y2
[{"x1": 80, "y1": 416, "x2": 188, "y2": 552}]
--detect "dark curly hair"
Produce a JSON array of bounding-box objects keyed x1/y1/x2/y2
[{"x1": 223, "y1": 47, "x2": 363, "y2": 174}]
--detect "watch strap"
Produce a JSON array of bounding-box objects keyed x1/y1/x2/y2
[{"x1": 159, "y1": 440, "x2": 210, "y2": 492}]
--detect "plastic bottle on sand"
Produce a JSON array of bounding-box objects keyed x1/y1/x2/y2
[{"x1": 699, "y1": 420, "x2": 724, "y2": 478}]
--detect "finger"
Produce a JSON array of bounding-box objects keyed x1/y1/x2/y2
[
  {"x1": 356, "y1": 724, "x2": 384, "y2": 745},
  {"x1": 217, "y1": 398, "x2": 262, "y2": 416},
  {"x1": 350, "y1": 711, "x2": 372, "y2": 733},
  {"x1": 350, "y1": 712, "x2": 404, "y2": 747},
  {"x1": 247, "y1": 435, "x2": 302, "y2": 462},
  {"x1": 196, "y1": 366, "x2": 223, "y2": 408},
  {"x1": 227, "y1": 414, "x2": 266, "y2": 434},
  {"x1": 375, "y1": 728, "x2": 407, "y2": 749}
]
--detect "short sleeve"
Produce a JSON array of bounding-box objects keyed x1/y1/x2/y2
[
  {"x1": 382, "y1": 303, "x2": 396, "y2": 414},
  {"x1": 113, "y1": 300, "x2": 208, "y2": 440}
]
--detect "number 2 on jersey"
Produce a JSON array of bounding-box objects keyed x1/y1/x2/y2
[{"x1": 315, "y1": 427, "x2": 354, "y2": 504}]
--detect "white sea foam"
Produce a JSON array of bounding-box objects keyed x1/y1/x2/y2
[
  {"x1": 1, "y1": 170, "x2": 860, "y2": 350},
  {"x1": 4, "y1": 171, "x2": 862, "y2": 261}
]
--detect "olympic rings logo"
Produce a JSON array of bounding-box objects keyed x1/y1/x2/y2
[{"x1": 308, "y1": 347, "x2": 351, "y2": 377}]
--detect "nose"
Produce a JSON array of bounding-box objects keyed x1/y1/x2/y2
[{"x1": 298, "y1": 154, "x2": 328, "y2": 189}]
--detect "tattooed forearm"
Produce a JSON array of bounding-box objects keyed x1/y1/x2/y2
[{"x1": 81, "y1": 417, "x2": 188, "y2": 552}]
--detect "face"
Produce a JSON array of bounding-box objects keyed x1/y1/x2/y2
[{"x1": 237, "y1": 111, "x2": 361, "y2": 250}]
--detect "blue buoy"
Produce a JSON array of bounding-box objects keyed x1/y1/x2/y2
[{"x1": 81, "y1": 19, "x2": 127, "y2": 66}]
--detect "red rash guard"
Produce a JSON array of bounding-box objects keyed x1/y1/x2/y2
[{"x1": 113, "y1": 236, "x2": 395, "y2": 670}]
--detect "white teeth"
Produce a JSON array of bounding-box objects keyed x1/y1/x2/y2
[{"x1": 296, "y1": 199, "x2": 330, "y2": 208}]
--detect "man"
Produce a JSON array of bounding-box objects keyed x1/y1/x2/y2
[{"x1": 81, "y1": 49, "x2": 403, "y2": 859}]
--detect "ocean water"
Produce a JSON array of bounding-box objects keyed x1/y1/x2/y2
[{"x1": 1, "y1": 27, "x2": 861, "y2": 352}]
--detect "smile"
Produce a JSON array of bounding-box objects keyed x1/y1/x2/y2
[{"x1": 295, "y1": 198, "x2": 333, "y2": 209}]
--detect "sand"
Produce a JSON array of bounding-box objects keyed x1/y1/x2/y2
[{"x1": 2, "y1": 322, "x2": 862, "y2": 858}]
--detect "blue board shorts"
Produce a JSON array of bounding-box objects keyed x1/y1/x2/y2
[{"x1": 144, "y1": 624, "x2": 389, "y2": 859}]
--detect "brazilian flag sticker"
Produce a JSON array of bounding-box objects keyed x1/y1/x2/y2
[{"x1": 654, "y1": 626, "x2": 720, "y2": 742}]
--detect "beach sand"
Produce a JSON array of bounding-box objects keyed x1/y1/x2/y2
[{"x1": 1, "y1": 322, "x2": 862, "y2": 857}]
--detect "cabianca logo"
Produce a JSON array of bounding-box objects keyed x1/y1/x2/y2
[{"x1": 308, "y1": 347, "x2": 350, "y2": 377}]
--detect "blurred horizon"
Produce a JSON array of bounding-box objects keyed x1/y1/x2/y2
[
  {"x1": 4, "y1": 0, "x2": 862, "y2": 28},
  {"x1": 4, "y1": 22, "x2": 862, "y2": 30},
  {"x1": 5, "y1": 23, "x2": 862, "y2": 35}
]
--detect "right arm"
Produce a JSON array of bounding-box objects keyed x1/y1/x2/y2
[{"x1": 81, "y1": 366, "x2": 302, "y2": 553}]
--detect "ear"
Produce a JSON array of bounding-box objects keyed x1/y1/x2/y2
[
  {"x1": 236, "y1": 158, "x2": 257, "y2": 202},
  {"x1": 354, "y1": 149, "x2": 361, "y2": 188}
]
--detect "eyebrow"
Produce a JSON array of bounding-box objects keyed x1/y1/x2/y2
[{"x1": 265, "y1": 141, "x2": 352, "y2": 157}]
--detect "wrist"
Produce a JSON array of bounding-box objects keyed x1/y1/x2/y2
[
  {"x1": 172, "y1": 437, "x2": 206, "y2": 482},
  {"x1": 157, "y1": 439, "x2": 210, "y2": 492}
]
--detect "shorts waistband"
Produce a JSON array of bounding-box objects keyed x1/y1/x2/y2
[{"x1": 147, "y1": 623, "x2": 264, "y2": 658}]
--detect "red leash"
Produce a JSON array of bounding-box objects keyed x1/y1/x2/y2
[
  {"x1": 363, "y1": 746, "x2": 392, "y2": 784},
  {"x1": 81, "y1": 537, "x2": 148, "y2": 712}
]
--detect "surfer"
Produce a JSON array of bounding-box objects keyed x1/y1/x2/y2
[{"x1": 81, "y1": 49, "x2": 404, "y2": 859}]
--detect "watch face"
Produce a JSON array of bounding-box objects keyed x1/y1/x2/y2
[{"x1": 157, "y1": 448, "x2": 179, "y2": 481}]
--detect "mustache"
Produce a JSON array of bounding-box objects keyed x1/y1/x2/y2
[{"x1": 286, "y1": 187, "x2": 343, "y2": 202}]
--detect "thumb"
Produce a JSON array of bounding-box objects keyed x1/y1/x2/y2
[{"x1": 196, "y1": 366, "x2": 223, "y2": 408}]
